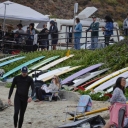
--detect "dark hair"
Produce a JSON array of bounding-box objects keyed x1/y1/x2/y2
[
  {"x1": 17, "y1": 23, "x2": 23, "y2": 28},
  {"x1": 104, "y1": 15, "x2": 113, "y2": 23},
  {"x1": 75, "y1": 18, "x2": 80, "y2": 23},
  {"x1": 113, "y1": 77, "x2": 125, "y2": 94},
  {"x1": 29, "y1": 23, "x2": 34, "y2": 30}
]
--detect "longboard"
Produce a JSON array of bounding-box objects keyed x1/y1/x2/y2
[
  {"x1": 28, "y1": 56, "x2": 59, "y2": 75},
  {"x1": 0, "y1": 54, "x2": 19, "y2": 62},
  {"x1": 36, "y1": 66, "x2": 71, "y2": 81},
  {"x1": 43, "y1": 66, "x2": 81, "y2": 82},
  {"x1": 94, "y1": 71, "x2": 128, "y2": 92},
  {"x1": 0, "y1": 56, "x2": 25, "y2": 67},
  {"x1": 85, "y1": 67, "x2": 128, "y2": 91},
  {"x1": 61, "y1": 63, "x2": 104, "y2": 85},
  {"x1": 1, "y1": 56, "x2": 45, "y2": 79},
  {"x1": 33, "y1": 55, "x2": 74, "y2": 74},
  {"x1": 73, "y1": 68, "x2": 109, "y2": 88}
]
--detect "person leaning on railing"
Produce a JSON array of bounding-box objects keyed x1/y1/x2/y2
[
  {"x1": 26, "y1": 23, "x2": 35, "y2": 52},
  {"x1": 86, "y1": 15, "x2": 99, "y2": 50},
  {"x1": 74, "y1": 18, "x2": 82, "y2": 50},
  {"x1": 102, "y1": 15, "x2": 114, "y2": 47}
]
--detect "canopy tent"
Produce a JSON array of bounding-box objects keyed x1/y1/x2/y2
[{"x1": 0, "y1": 1, "x2": 49, "y2": 26}]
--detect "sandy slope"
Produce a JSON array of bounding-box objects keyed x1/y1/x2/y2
[{"x1": 0, "y1": 86, "x2": 109, "y2": 128}]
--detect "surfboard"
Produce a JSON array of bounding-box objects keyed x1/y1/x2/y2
[
  {"x1": 0, "y1": 56, "x2": 25, "y2": 67},
  {"x1": 73, "y1": 75, "x2": 105, "y2": 91},
  {"x1": 69, "y1": 107, "x2": 108, "y2": 120},
  {"x1": 62, "y1": 63, "x2": 104, "y2": 85},
  {"x1": 1, "y1": 56, "x2": 45, "y2": 79},
  {"x1": 35, "y1": 55, "x2": 74, "y2": 73},
  {"x1": 94, "y1": 71, "x2": 128, "y2": 92},
  {"x1": 0, "y1": 54, "x2": 19, "y2": 62},
  {"x1": 28, "y1": 56, "x2": 59, "y2": 75},
  {"x1": 36, "y1": 66, "x2": 71, "y2": 81},
  {"x1": 85, "y1": 67, "x2": 128, "y2": 91},
  {"x1": 68, "y1": 68, "x2": 109, "y2": 91},
  {"x1": 43, "y1": 66, "x2": 81, "y2": 82}
]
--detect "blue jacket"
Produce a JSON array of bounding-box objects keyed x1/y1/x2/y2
[
  {"x1": 104, "y1": 22, "x2": 113, "y2": 36},
  {"x1": 74, "y1": 23, "x2": 82, "y2": 37}
]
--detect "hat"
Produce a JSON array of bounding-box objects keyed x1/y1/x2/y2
[
  {"x1": 21, "y1": 66, "x2": 28, "y2": 73},
  {"x1": 92, "y1": 15, "x2": 96, "y2": 18}
]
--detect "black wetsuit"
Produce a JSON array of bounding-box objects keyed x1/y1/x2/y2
[{"x1": 8, "y1": 75, "x2": 34, "y2": 128}]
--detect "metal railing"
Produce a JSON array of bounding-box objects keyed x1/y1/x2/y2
[{"x1": 0, "y1": 28, "x2": 124, "y2": 54}]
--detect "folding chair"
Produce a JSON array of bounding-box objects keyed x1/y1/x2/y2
[
  {"x1": 43, "y1": 78, "x2": 62, "y2": 102},
  {"x1": 64, "y1": 95, "x2": 92, "y2": 122}
]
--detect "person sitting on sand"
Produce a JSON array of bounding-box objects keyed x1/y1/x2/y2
[
  {"x1": 103, "y1": 77, "x2": 128, "y2": 128},
  {"x1": 35, "y1": 75, "x2": 61, "y2": 102}
]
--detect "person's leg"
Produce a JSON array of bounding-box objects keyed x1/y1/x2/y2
[
  {"x1": 105, "y1": 36, "x2": 110, "y2": 46},
  {"x1": 18, "y1": 100, "x2": 28, "y2": 128},
  {"x1": 91, "y1": 37, "x2": 94, "y2": 50},
  {"x1": 47, "y1": 40, "x2": 49, "y2": 50},
  {"x1": 14, "y1": 95, "x2": 21, "y2": 128},
  {"x1": 74, "y1": 37, "x2": 77, "y2": 49},
  {"x1": 75, "y1": 37, "x2": 80, "y2": 50},
  {"x1": 94, "y1": 37, "x2": 98, "y2": 49},
  {"x1": 37, "y1": 88, "x2": 45, "y2": 101}
]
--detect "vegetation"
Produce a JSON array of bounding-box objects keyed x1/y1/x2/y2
[{"x1": 2, "y1": 39, "x2": 128, "y2": 101}]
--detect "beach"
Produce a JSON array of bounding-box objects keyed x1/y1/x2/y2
[{"x1": 0, "y1": 86, "x2": 110, "y2": 128}]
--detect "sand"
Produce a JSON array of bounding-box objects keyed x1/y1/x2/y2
[{"x1": 0, "y1": 86, "x2": 110, "y2": 128}]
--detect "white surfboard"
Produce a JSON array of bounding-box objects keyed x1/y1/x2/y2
[
  {"x1": 34, "y1": 55, "x2": 74, "y2": 74},
  {"x1": 99, "y1": 79, "x2": 128, "y2": 97},
  {"x1": 43, "y1": 66, "x2": 81, "y2": 82},
  {"x1": 85, "y1": 67, "x2": 128, "y2": 91},
  {"x1": 94, "y1": 71, "x2": 128, "y2": 92},
  {"x1": 36, "y1": 66, "x2": 71, "y2": 81}
]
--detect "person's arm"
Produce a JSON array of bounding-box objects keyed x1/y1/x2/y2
[
  {"x1": 105, "y1": 22, "x2": 113, "y2": 31},
  {"x1": 8, "y1": 77, "x2": 16, "y2": 99},
  {"x1": 50, "y1": 26, "x2": 58, "y2": 33},
  {"x1": 86, "y1": 23, "x2": 92, "y2": 32},
  {"x1": 8, "y1": 77, "x2": 16, "y2": 105},
  {"x1": 75, "y1": 24, "x2": 82, "y2": 32},
  {"x1": 110, "y1": 88, "x2": 120, "y2": 105}
]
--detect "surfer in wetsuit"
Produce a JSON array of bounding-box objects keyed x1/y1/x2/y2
[{"x1": 8, "y1": 66, "x2": 34, "y2": 128}]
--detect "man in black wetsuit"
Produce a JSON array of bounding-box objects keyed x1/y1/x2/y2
[{"x1": 8, "y1": 66, "x2": 34, "y2": 128}]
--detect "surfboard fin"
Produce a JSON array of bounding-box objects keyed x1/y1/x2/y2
[{"x1": 66, "y1": 50, "x2": 70, "y2": 57}]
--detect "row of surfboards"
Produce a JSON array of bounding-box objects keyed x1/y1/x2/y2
[
  {"x1": 1, "y1": 54, "x2": 128, "y2": 95},
  {"x1": 62, "y1": 63, "x2": 128, "y2": 95}
]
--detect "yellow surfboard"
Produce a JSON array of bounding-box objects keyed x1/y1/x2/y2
[
  {"x1": 69, "y1": 107, "x2": 108, "y2": 120},
  {"x1": 85, "y1": 67, "x2": 128, "y2": 91}
]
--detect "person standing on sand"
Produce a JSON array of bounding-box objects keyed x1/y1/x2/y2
[{"x1": 8, "y1": 66, "x2": 34, "y2": 128}]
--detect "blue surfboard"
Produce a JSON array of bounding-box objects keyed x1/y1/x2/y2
[
  {"x1": 0, "y1": 56, "x2": 25, "y2": 67},
  {"x1": 1, "y1": 56, "x2": 45, "y2": 79}
]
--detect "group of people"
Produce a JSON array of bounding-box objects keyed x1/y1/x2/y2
[
  {"x1": 74, "y1": 15, "x2": 114, "y2": 50},
  {"x1": 0, "y1": 20, "x2": 59, "y2": 53},
  {"x1": 8, "y1": 66, "x2": 60, "y2": 128}
]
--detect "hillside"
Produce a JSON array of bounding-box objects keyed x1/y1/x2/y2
[{"x1": 1, "y1": 0, "x2": 128, "y2": 27}]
